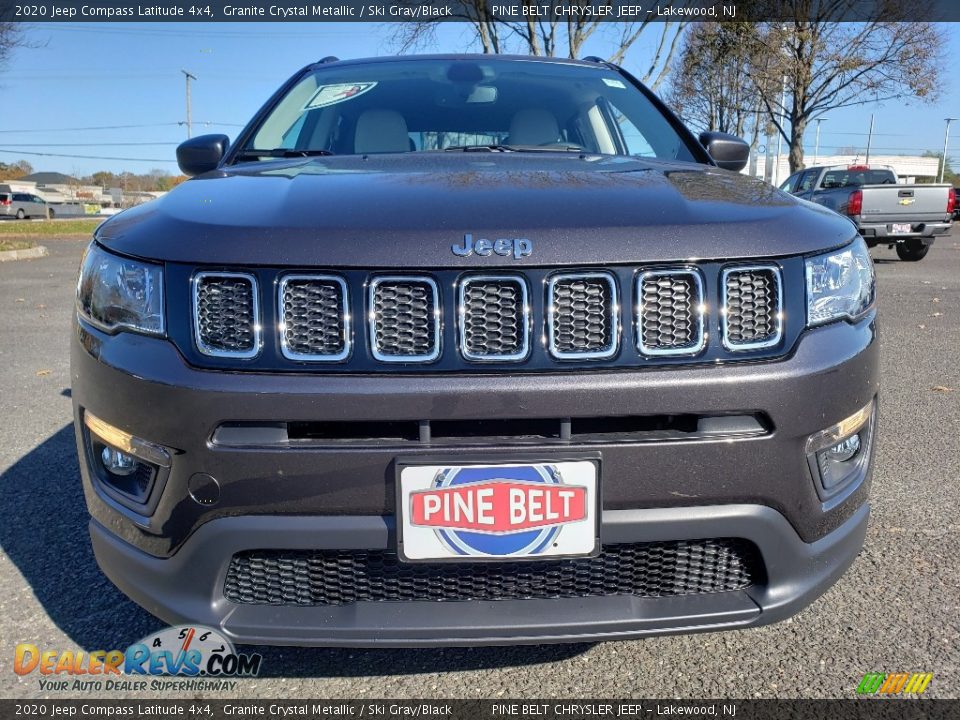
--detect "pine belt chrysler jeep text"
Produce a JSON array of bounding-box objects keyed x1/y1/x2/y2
[{"x1": 72, "y1": 55, "x2": 878, "y2": 647}]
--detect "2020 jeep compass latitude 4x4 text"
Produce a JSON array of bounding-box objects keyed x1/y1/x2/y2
[{"x1": 72, "y1": 55, "x2": 877, "y2": 646}]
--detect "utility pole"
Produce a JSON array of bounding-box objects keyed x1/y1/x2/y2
[
  {"x1": 813, "y1": 118, "x2": 827, "y2": 166},
  {"x1": 940, "y1": 118, "x2": 957, "y2": 183},
  {"x1": 864, "y1": 114, "x2": 875, "y2": 165},
  {"x1": 181, "y1": 69, "x2": 197, "y2": 138}
]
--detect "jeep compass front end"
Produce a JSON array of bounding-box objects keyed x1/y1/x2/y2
[{"x1": 72, "y1": 55, "x2": 877, "y2": 646}]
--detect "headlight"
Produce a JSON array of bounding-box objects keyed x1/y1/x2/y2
[
  {"x1": 805, "y1": 237, "x2": 875, "y2": 326},
  {"x1": 77, "y1": 243, "x2": 164, "y2": 335}
]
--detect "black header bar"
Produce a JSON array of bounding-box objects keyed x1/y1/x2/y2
[
  {"x1": 0, "y1": 700, "x2": 959, "y2": 719},
  {"x1": 1, "y1": 0, "x2": 958, "y2": 23}
]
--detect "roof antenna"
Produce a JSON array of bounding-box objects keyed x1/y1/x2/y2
[{"x1": 318, "y1": 56, "x2": 340, "y2": 64}]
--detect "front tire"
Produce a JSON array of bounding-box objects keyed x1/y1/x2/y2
[
  {"x1": 47, "y1": 209, "x2": 55, "y2": 219},
  {"x1": 896, "y1": 239, "x2": 930, "y2": 262}
]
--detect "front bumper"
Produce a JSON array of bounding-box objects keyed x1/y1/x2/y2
[
  {"x1": 73, "y1": 312, "x2": 877, "y2": 646},
  {"x1": 90, "y1": 502, "x2": 868, "y2": 647}
]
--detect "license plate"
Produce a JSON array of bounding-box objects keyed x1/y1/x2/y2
[
  {"x1": 891, "y1": 223, "x2": 912, "y2": 234},
  {"x1": 397, "y1": 461, "x2": 599, "y2": 562}
]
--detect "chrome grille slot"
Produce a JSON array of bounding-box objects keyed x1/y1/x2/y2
[
  {"x1": 369, "y1": 276, "x2": 440, "y2": 362},
  {"x1": 459, "y1": 275, "x2": 529, "y2": 362},
  {"x1": 637, "y1": 269, "x2": 705, "y2": 356},
  {"x1": 279, "y1": 275, "x2": 350, "y2": 362},
  {"x1": 547, "y1": 272, "x2": 619, "y2": 360},
  {"x1": 193, "y1": 272, "x2": 260, "y2": 359},
  {"x1": 722, "y1": 266, "x2": 783, "y2": 350}
]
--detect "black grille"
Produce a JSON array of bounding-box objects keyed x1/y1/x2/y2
[
  {"x1": 279, "y1": 276, "x2": 348, "y2": 360},
  {"x1": 723, "y1": 267, "x2": 781, "y2": 348},
  {"x1": 460, "y1": 277, "x2": 527, "y2": 360},
  {"x1": 371, "y1": 278, "x2": 439, "y2": 361},
  {"x1": 549, "y1": 273, "x2": 617, "y2": 358},
  {"x1": 194, "y1": 273, "x2": 258, "y2": 357},
  {"x1": 638, "y1": 271, "x2": 703, "y2": 354},
  {"x1": 223, "y1": 539, "x2": 760, "y2": 606}
]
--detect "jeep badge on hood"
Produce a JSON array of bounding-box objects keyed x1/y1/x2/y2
[{"x1": 452, "y1": 234, "x2": 533, "y2": 260}]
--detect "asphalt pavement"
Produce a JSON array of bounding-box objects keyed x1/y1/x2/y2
[{"x1": 0, "y1": 232, "x2": 957, "y2": 700}]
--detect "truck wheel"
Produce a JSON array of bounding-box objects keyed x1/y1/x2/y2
[{"x1": 895, "y1": 239, "x2": 930, "y2": 262}]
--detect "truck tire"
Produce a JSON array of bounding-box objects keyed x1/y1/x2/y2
[{"x1": 895, "y1": 239, "x2": 929, "y2": 262}]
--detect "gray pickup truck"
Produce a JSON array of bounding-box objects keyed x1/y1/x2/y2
[{"x1": 780, "y1": 165, "x2": 954, "y2": 261}]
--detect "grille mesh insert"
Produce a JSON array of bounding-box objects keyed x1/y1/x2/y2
[
  {"x1": 371, "y1": 278, "x2": 438, "y2": 360},
  {"x1": 194, "y1": 274, "x2": 257, "y2": 356},
  {"x1": 280, "y1": 277, "x2": 348, "y2": 360},
  {"x1": 638, "y1": 272, "x2": 702, "y2": 353},
  {"x1": 223, "y1": 539, "x2": 760, "y2": 606},
  {"x1": 549, "y1": 274, "x2": 616, "y2": 357},
  {"x1": 724, "y1": 268, "x2": 781, "y2": 347},
  {"x1": 461, "y1": 277, "x2": 526, "y2": 360}
]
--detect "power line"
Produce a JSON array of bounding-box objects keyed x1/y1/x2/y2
[
  {"x1": 0, "y1": 142, "x2": 179, "y2": 147},
  {"x1": 0, "y1": 149, "x2": 176, "y2": 162},
  {"x1": 0, "y1": 122, "x2": 243, "y2": 133}
]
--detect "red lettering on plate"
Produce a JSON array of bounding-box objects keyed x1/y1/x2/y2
[{"x1": 411, "y1": 480, "x2": 586, "y2": 533}]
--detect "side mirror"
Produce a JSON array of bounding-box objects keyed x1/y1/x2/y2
[
  {"x1": 699, "y1": 131, "x2": 750, "y2": 172},
  {"x1": 176, "y1": 134, "x2": 230, "y2": 176}
]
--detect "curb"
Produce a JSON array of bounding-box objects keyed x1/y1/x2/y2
[{"x1": 0, "y1": 245, "x2": 49, "y2": 262}]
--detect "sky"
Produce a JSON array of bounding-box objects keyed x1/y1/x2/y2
[{"x1": 1, "y1": 21, "x2": 959, "y2": 178}]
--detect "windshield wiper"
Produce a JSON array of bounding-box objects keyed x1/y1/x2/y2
[
  {"x1": 234, "y1": 148, "x2": 335, "y2": 160},
  {"x1": 443, "y1": 144, "x2": 517, "y2": 153},
  {"x1": 442, "y1": 144, "x2": 584, "y2": 153}
]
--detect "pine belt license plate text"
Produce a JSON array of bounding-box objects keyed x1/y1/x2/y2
[
  {"x1": 397, "y1": 461, "x2": 599, "y2": 562},
  {"x1": 891, "y1": 223, "x2": 912, "y2": 234}
]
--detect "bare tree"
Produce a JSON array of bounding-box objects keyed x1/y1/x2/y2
[
  {"x1": 749, "y1": 1, "x2": 942, "y2": 172},
  {"x1": 0, "y1": 23, "x2": 30, "y2": 70},
  {"x1": 666, "y1": 23, "x2": 764, "y2": 138},
  {"x1": 392, "y1": 2, "x2": 686, "y2": 89}
]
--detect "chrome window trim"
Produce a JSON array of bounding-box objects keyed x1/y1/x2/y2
[
  {"x1": 546, "y1": 271, "x2": 620, "y2": 361},
  {"x1": 635, "y1": 267, "x2": 706, "y2": 357},
  {"x1": 277, "y1": 274, "x2": 352, "y2": 362},
  {"x1": 192, "y1": 271, "x2": 262, "y2": 360},
  {"x1": 368, "y1": 275, "x2": 442, "y2": 363},
  {"x1": 720, "y1": 264, "x2": 784, "y2": 352},
  {"x1": 458, "y1": 274, "x2": 531, "y2": 363}
]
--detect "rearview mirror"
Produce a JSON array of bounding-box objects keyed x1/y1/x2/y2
[
  {"x1": 177, "y1": 134, "x2": 230, "y2": 176},
  {"x1": 699, "y1": 131, "x2": 750, "y2": 172}
]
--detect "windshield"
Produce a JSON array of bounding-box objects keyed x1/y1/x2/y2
[{"x1": 241, "y1": 58, "x2": 698, "y2": 161}]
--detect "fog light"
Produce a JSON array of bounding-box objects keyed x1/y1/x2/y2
[
  {"x1": 101, "y1": 446, "x2": 137, "y2": 475},
  {"x1": 806, "y1": 399, "x2": 875, "y2": 495},
  {"x1": 83, "y1": 411, "x2": 171, "y2": 467},
  {"x1": 83, "y1": 411, "x2": 171, "y2": 506},
  {"x1": 823, "y1": 434, "x2": 861, "y2": 464}
]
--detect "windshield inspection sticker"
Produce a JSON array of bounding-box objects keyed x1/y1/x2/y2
[
  {"x1": 602, "y1": 78, "x2": 627, "y2": 89},
  {"x1": 304, "y1": 82, "x2": 378, "y2": 109}
]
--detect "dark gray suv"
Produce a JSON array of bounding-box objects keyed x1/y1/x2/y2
[{"x1": 72, "y1": 55, "x2": 877, "y2": 647}]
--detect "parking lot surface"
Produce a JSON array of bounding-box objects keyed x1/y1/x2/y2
[{"x1": 1, "y1": 232, "x2": 958, "y2": 699}]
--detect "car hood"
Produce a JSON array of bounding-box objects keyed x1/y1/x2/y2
[{"x1": 98, "y1": 154, "x2": 856, "y2": 267}]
